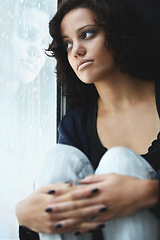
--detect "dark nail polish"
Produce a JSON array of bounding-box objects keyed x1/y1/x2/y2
[
  {"x1": 55, "y1": 223, "x2": 62, "y2": 229},
  {"x1": 97, "y1": 224, "x2": 105, "y2": 229},
  {"x1": 92, "y1": 188, "x2": 99, "y2": 194},
  {"x1": 74, "y1": 232, "x2": 81, "y2": 236},
  {"x1": 45, "y1": 208, "x2": 52, "y2": 213},
  {"x1": 48, "y1": 190, "x2": 56, "y2": 194},
  {"x1": 99, "y1": 207, "x2": 107, "y2": 212},
  {"x1": 88, "y1": 229, "x2": 94, "y2": 233},
  {"x1": 89, "y1": 216, "x2": 97, "y2": 221}
]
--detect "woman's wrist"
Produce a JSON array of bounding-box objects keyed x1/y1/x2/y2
[
  {"x1": 15, "y1": 199, "x2": 27, "y2": 226},
  {"x1": 140, "y1": 179, "x2": 159, "y2": 208}
]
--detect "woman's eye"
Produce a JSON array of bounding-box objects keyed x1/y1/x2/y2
[
  {"x1": 64, "y1": 41, "x2": 72, "y2": 51},
  {"x1": 82, "y1": 30, "x2": 95, "y2": 39}
]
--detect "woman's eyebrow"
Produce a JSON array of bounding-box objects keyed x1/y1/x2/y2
[
  {"x1": 62, "y1": 35, "x2": 68, "y2": 40},
  {"x1": 77, "y1": 24, "x2": 96, "y2": 32},
  {"x1": 62, "y1": 24, "x2": 96, "y2": 39},
  {"x1": 78, "y1": 24, "x2": 96, "y2": 31}
]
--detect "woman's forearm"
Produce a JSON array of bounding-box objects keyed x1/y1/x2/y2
[{"x1": 139, "y1": 179, "x2": 159, "y2": 209}]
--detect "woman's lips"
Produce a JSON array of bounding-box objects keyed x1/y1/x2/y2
[
  {"x1": 21, "y1": 60, "x2": 37, "y2": 72},
  {"x1": 77, "y1": 60, "x2": 94, "y2": 71}
]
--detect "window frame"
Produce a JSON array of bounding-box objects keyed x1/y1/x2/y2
[{"x1": 56, "y1": 0, "x2": 67, "y2": 141}]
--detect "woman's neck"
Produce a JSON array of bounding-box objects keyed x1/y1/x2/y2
[{"x1": 94, "y1": 70, "x2": 155, "y2": 112}]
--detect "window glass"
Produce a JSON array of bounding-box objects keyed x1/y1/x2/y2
[{"x1": 0, "y1": 0, "x2": 57, "y2": 238}]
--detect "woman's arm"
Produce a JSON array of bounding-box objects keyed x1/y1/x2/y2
[{"x1": 42, "y1": 174, "x2": 159, "y2": 233}]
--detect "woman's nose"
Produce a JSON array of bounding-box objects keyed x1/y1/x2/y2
[
  {"x1": 73, "y1": 42, "x2": 86, "y2": 58},
  {"x1": 27, "y1": 38, "x2": 45, "y2": 59},
  {"x1": 27, "y1": 46, "x2": 42, "y2": 58}
]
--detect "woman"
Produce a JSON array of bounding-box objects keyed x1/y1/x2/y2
[{"x1": 16, "y1": 0, "x2": 160, "y2": 239}]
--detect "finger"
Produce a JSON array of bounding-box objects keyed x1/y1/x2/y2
[
  {"x1": 45, "y1": 224, "x2": 80, "y2": 234},
  {"x1": 37, "y1": 182, "x2": 72, "y2": 196},
  {"x1": 46, "y1": 199, "x2": 99, "y2": 213},
  {"x1": 75, "y1": 222, "x2": 106, "y2": 234},
  {"x1": 45, "y1": 204, "x2": 107, "y2": 221},
  {"x1": 47, "y1": 184, "x2": 98, "y2": 204},
  {"x1": 78, "y1": 174, "x2": 107, "y2": 184},
  {"x1": 69, "y1": 185, "x2": 100, "y2": 200},
  {"x1": 54, "y1": 219, "x2": 105, "y2": 233}
]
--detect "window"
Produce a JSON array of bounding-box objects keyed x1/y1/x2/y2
[{"x1": 0, "y1": 1, "x2": 58, "y2": 238}]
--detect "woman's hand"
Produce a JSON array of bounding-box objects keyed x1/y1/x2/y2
[
  {"x1": 15, "y1": 182, "x2": 78, "y2": 234},
  {"x1": 16, "y1": 174, "x2": 159, "y2": 234},
  {"x1": 15, "y1": 181, "x2": 102, "y2": 234},
  {"x1": 45, "y1": 173, "x2": 159, "y2": 233}
]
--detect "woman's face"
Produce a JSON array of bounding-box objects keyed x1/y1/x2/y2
[
  {"x1": 60, "y1": 8, "x2": 117, "y2": 84},
  {"x1": 13, "y1": 8, "x2": 50, "y2": 83},
  {"x1": 0, "y1": 8, "x2": 50, "y2": 84}
]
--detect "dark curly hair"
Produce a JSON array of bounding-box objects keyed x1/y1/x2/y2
[{"x1": 47, "y1": 0, "x2": 160, "y2": 107}]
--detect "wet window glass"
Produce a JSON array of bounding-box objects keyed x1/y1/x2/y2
[{"x1": 0, "y1": 0, "x2": 57, "y2": 238}]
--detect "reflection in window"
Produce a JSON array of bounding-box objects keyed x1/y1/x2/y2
[{"x1": 0, "y1": 0, "x2": 57, "y2": 238}]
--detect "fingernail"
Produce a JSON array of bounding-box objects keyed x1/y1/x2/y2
[
  {"x1": 45, "y1": 207, "x2": 52, "y2": 213},
  {"x1": 74, "y1": 232, "x2": 81, "y2": 236},
  {"x1": 88, "y1": 229, "x2": 94, "y2": 233},
  {"x1": 48, "y1": 190, "x2": 56, "y2": 194},
  {"x1": 97, "y1": 224, "x2": 105, "y2": 229},
  {"x1": 55, "y1": 223, "x2": 62, "y2": 229},
  {"x1": 99, "y1": 207, "x2": 107, "y2": 212},
  {"x1": 92, "y1": 188, "x2": 99, "y2": 194},
  {"x1": 89, "y1": 216, "x2": 97, "y2": 221},
  {"x1": 64, "y1": 181, "x2": 72, "y2": 187}
]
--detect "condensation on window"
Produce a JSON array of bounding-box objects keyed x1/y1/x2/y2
[{"x1": 0, "y1": 0, "x2": 57, "y2": 238}]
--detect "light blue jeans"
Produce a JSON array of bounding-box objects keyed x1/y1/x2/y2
[{"x1": 35, "y1": 144, "x2": 160, "y2": 240}]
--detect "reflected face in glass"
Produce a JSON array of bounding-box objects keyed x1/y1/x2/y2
[
  {"x1": 61, "y1": 8, "x2": 116, "y2": 85},
  {"x1": 12, "y1": 8, "x2": 50, "y2": 83}
]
